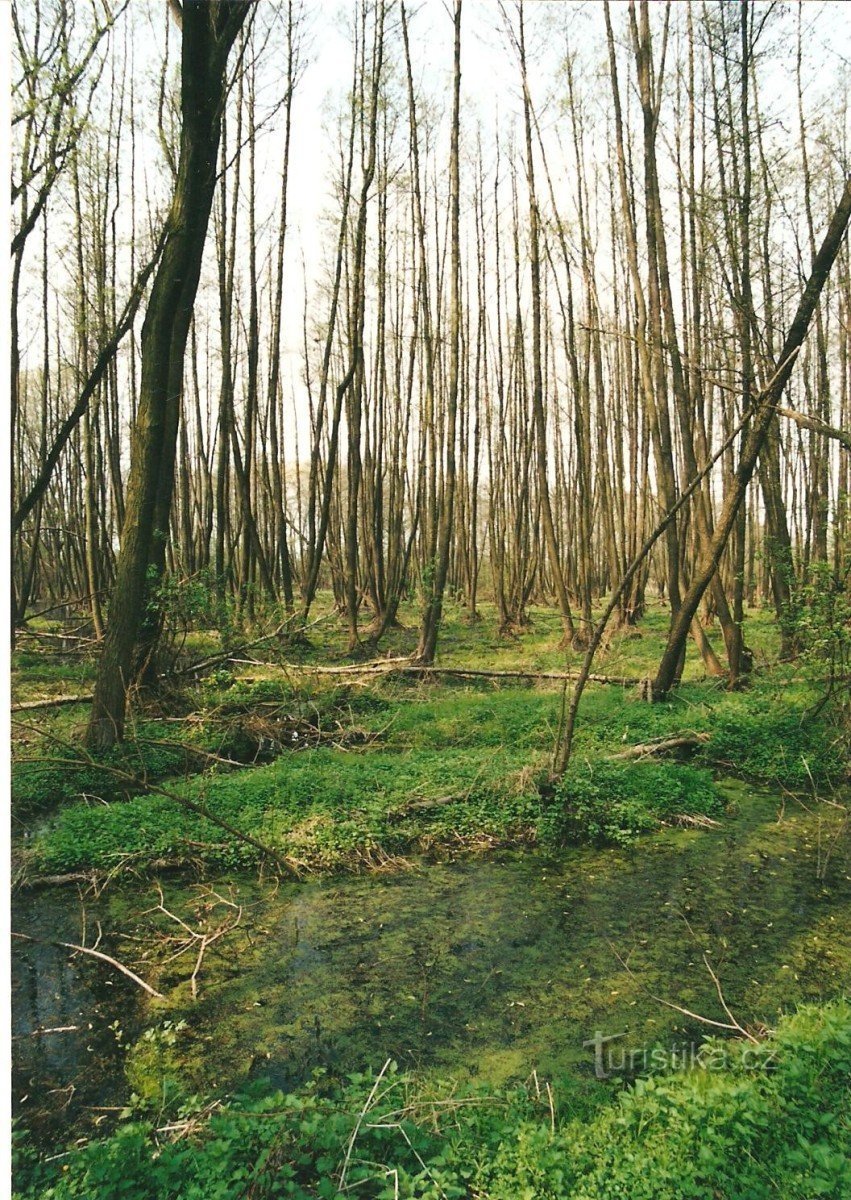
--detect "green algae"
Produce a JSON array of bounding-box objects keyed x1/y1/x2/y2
[{"x1": 13, "y1": 781, "x2": 850, "y2": 1149}]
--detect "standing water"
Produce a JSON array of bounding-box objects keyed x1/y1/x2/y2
[{"x1": 13, "y1": 783, "x2": 851, "y2": 1146}]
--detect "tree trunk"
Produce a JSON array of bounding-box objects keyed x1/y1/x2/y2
[
  {"x1": 653, "y1": 178, "x2": 851, "y2": 699},
  {"x1": 87, "y1": 1, "x2": 252, "y2": 750}
]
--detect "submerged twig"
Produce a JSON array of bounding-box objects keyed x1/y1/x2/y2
[
  {"x1": 11, "y1": 931, "x2": 163, "y2": 999},
  {"x1": 143, "y1": 883, "x2": 243, "y2": 999},
  {"x1": 607, "y1": 940, "x2": 759, "y2": 1043}
]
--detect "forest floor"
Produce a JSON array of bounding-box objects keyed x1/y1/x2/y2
[
  {"x1": 11, "y1": 598, "x2": 849, "y2": 883},
  {"x1": 11, "y1": 600, "x2": 851, "y2": 1199}
]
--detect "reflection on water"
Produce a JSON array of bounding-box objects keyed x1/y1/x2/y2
[
  {"x1": 12, "y1": 900, "x2": 142, "y2": 1129},
  {"x1": 13, "y1": 784, "x2": 851, "y2": 1147}
]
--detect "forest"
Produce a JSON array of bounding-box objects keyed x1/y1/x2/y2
[{"x1": 9, "y1": 0, "x2": 851, "y2": 1197}]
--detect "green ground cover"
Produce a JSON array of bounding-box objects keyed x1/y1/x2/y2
[
  {"x1": 14, "y1": 1000, "x2": 851, "y2": 1199},
  {"x1": 11, "y1": 599, "x2": 851, "y2": 1197},
  {"x1": 12, "y1": 602, "x2": 847, "y2": 879}
]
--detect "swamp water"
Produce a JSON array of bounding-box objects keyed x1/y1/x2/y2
[{"x1": 12, "y1": 783, "x2": 851, "y2": 1146}]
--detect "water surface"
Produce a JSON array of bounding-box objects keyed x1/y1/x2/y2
[{"x1": 13, "y1": 783, "x2": 851, "y2": 1144}]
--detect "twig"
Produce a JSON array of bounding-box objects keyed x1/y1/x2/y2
[
  {"x1": 12, "y1": 931, "x2": 163, "y2": 998},
  {"x1": 339, "y1": 1058, "x2": 393, "y2": 1191},
  {"x1": 701, "y1": 953, "x2": 759, "y2": 1043},
  {"x1": 607, "y1": 940, "x2": 757, "y2": 1040}
]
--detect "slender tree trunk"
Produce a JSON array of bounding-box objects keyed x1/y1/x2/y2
[
  {"x1": 414, "y1": 0, "x2": 462, "y2": 664},
  {"x1": 653, "y1": 178, "x2": 851, "y2": 698},
  {"x1": 87, "y1": 1, "x2": 252, "y2": 750}
]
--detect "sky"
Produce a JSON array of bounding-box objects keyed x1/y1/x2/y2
[{"x1": 8, "y1": 0, "x2": 851, "y2": 458}]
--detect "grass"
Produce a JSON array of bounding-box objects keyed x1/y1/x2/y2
[{"x1": 11, "y1": 597, "x2": 848, "y2": 880}]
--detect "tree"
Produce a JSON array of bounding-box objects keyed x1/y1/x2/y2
[
  {"x1": 87, "y1": 0, "x2": 253, "y2": 750},
  {"x1": 414, "y1": 0, "x2": 462, "y2": 665},
  {"x1": 653, "y1": 177, "x2": 851, "y2": 698}
]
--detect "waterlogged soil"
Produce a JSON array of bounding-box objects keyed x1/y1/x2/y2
[{"x1": 12, "y1": 782, "x2": 851, "y2": 1146}]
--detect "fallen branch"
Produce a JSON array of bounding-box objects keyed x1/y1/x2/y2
[
  {"x1": 339, "y1": 1058, "x2": 394, "y2": 1191},
  {"x1": 172, "y1": 611, "x2": 334, "y2": 679},
  {"x1": 12, "y1": 693, "x2": 91, "y2": 712},
  {"x1": 14, "y1": 1025, "x2": 80, "y2": 1038},
  {"x1": 20, "y1": 592, "x2": 107, "y2": 623},
  {"x1": 143, "y1": 883, "x2": 243, "y2": 1000},
  {"x1": 172, "y1": 623, "x2": 290, "y2": 678},
  {"x1": 668, "y1": 812, "x2": 722, "y2": 830},
  {"x1": 608, "y1": 941, "x2": 760, "y2": 1044},
  {"x1": 12, "y1": 931, "x2": 163, "y2": 998},
  {"x1": 15, "y1": 856, "x2": 207, "y2": 891},
  {"x1": 15, "y1": 872, "x2": 97, "y2": 888},
  {"x1": 18, "y1": 627, "x2": 97, "y2": 645},
  {"x1": 614, "y1": 732, "x2": 710, "y2": 760},
  {"x1": 274, "y1": 660, "x2": 639, "y2": 687}
]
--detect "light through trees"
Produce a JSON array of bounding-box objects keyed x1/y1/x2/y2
[{"x1": 10, "y1": 0, "x2": 851, "y2": 761}]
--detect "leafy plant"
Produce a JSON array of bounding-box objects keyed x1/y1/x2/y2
[
  {"x1": 542, "y1": 760, "x2": 720, "y2": 848},
  {"x1": 13, "y1": 1001, "x2": 851, "y2": 1200}
]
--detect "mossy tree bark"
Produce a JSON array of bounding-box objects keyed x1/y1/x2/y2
[{"x1": 87, "y1": 0, "x2": 252, "y2": 750}]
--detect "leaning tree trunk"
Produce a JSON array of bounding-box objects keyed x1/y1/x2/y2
[
  {"x1": 652, "y1": 177, "x2": 851, "y2": 700},
  {"x1": 87, "y1": 0, "x2": 252, "y2": 750}
]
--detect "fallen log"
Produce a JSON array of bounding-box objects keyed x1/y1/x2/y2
[
  {"x1": 12, "y1": 693, "x2": 92, "y2": 712},
  {"x1": 614, "y1": 732, "x2": 711, "y2": 760}
]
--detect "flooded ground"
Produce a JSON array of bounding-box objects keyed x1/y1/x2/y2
[{"x1": 13, "y1": 782, "x2": 851, "y2": 1146}]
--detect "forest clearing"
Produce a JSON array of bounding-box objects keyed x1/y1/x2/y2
[{"x1": 9, "y1": 0, "x2": 851, "y2": 1197}]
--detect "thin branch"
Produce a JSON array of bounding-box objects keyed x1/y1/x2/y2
[{"x1": 12, "y1": 931, "x2": 163, "y2": 998}]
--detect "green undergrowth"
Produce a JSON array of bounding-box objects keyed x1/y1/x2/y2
[
  {"x1": 13, "y1": 999, "x2": 851, "y2": 1199},
  {"x1": 545, "y1": 760, "x2": 721, "y2": 848},
  {"x1": 11, "y1": 681, "x2": 391, "y2": 819},
  {"x1": 24, "y1": 743, "x2": 542, "y2": 875},
  {"x1": 13, "y1": 596, "x2": 847, "y2": 878},
  {"x1": 18, "y1": 669, "x2": 846, "y2": 878},
  {"x1": 12, "y1": 739, "x2": 190, "y2": 819}
]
